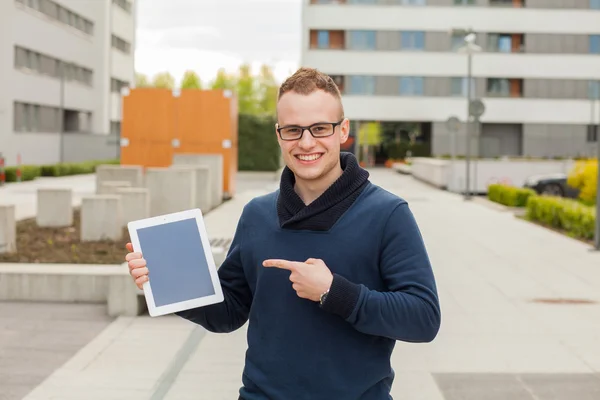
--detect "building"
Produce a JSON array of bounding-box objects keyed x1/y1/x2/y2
[
  {"x1": 301, "y1": 0, "x2": 600, "y2": 161},
  {"x1": 0, "y1": 0, "x2": 136, "y2": 166}
]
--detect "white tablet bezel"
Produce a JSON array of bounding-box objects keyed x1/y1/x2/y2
[{"x1": 127, "y1": 208, "x2": 224, "y2": 317}]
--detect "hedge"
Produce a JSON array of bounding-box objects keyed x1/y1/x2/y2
[
  {"x1": 525, "y1": 195, "x2": 596, "y2": 241},
  {"x1": 238, "y1": 113, "x2": 280, "y2": 171},
  {"x1": 488, "y1": 184, "x2": 537, "y2": 207},
  {"x1": 2, "y1": 159, "x2": 119, "y2": 183},
  {"x1": 567, "y1": 159, "x2": 597, "y2": 206}
]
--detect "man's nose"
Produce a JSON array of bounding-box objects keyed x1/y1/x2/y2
[{"x1": 298, "y1": 128, "x2": 316, "y2": 147}]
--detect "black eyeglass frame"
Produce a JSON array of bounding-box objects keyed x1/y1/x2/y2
[{"x1": 276, "y1": 119, "x2": 345, "y2": 141}]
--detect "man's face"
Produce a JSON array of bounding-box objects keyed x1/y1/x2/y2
[{"x1": 275, "y1": 90, "x2": 349, "y2": 183}]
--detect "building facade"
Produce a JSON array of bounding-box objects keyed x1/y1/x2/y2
[
  {"x1": 0, "y1": 0, "x2": 136, "y2": 166},
  {"x1": 301, "y1": 0, "x2": 600, "y2": 160}
]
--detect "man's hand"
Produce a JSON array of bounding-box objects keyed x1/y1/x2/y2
[
  {"x1": 263, "y1": 258, "x2": 333, "y2": 302},
  {"x1": 125, "y1": 242, "x2": 149, "y2": 290}
]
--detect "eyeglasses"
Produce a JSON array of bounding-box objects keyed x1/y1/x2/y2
[{"x1": 276, "y1": 119, "x2": 344, "y2": 141}]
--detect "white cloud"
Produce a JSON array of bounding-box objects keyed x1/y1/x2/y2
[{"x1": 134, "y1": 0, "x2": 301, "y2": 85}]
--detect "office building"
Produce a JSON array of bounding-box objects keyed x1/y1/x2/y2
[
  {"x1": 0, "y1": 0, "x2": 136, "y2": 166},
  {"x1": 301, "y1": 0, "x2": 600, "y2": 160}
]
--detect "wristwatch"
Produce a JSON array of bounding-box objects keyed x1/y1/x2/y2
[{"x1": 319, "y1": 289, "x2": 329, "y2": 308}]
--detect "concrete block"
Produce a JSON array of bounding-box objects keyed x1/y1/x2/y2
[
  {"x1": 170, "y1": 165, "x2": 212, "y2": 213},
  {"x1": 99, "y1": 180, "x2": 131, "y2": 194},
  {"x1": 96, "y1": 164, "x2": 144, "y2": 191},
  {"x1": 145, "y1": 167, "x2": 196, "y2": 217},
  {"x1": 107, "y1": 264, "x2": 146, "y2": 317},
  {"x1": 81, "y1": 195, "x2": 122, "y2": 242},
  {"x1": 172, "y1": 153, "x2": 223, "y2": 206},
  {"x1": 36, "y1": 188, "x2": 73, "y2": 227},
  {"x1": 0, "y1": 205, "x2": 16, "y2": 254},
  {"x1": 116, "y1": 188, "x2": 150, "y2": 226}
]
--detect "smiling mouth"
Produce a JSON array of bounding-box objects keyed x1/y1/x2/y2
[{"x1": 295, "y1": 153, "x2": 323, "y2": 162}]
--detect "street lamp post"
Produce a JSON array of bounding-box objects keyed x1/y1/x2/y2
[{"x1": 452, "y1": 28, "x2": 481, "y2": 199}]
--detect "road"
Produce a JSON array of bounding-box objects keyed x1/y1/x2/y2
[{"x1": 3, "y1": 168, "x2": 600, "y2": 400}]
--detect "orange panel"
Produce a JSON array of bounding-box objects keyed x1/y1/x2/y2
[
  {"x1": 176, "y1": 89, "x2": 238, "y2": 197},
  {"x1": 121, "y1": 88, "x2": 176, "y2": 168}
]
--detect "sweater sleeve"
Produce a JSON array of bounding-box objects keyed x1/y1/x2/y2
[
  {"x1": 320, "y1": 202, "x2": 441, "y2": 342},
  {"x1": 175, "y1": 214, "x2": 252, "y2": 333}
]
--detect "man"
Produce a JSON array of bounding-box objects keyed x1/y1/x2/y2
[{"x1": 125, "y1": 67, "x2": 441, "y2": 399}]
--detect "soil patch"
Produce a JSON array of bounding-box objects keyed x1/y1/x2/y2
[{"x1": 0, "y1": 209, "x2": 130, "y2": 264}]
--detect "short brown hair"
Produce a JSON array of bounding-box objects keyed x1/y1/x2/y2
[{"x1": 278, "y1": 67, "x2": 344, "y2": 116}]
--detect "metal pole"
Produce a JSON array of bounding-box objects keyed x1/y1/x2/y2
[
  {"x1": 465, "y1": 50, "x2": 472, "y2": 200},
  {"x1": 59, "y1": 63, "x2": 65, "y2": 164},
  {"x1": 595, "y1": 96, "x2": 600, "y2": 251}
]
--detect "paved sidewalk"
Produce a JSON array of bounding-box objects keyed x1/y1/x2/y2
[{"x1": 15, "y1": 168, "x2": 600, "y2": 399}]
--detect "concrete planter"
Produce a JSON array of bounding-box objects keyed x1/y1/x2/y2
[{"x1": 410, "y1": 157, "x2": 576, "y2": 194}]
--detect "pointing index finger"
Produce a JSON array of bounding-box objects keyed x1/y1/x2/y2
[{"x1": 263, "y1": 259, "x2": 296, "y2": 271}]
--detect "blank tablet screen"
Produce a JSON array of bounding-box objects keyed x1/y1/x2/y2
[{"x1": 137, "y1": 218, "x2": 215, "y2": 307}]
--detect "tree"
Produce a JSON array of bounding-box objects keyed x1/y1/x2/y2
[
  {"x1": 135, "y1": 73, "x2": 150, "y2": 88},
  {"x1": 257, "y1": 64, "x2": 278, "y2": 116},
  {"x1": 210, "y1": 68, "x2": 236, "y2": 91},
  {"x1": 236, "y1": 63, "x2": 260, "y2": 115},
  {"x1": 181, "y1": 70, "x2": 202, "y2": 90},
  {"x1": 152, "y1": 72, "x2": 175, "y2": 89}
]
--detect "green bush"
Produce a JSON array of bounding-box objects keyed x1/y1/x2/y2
[
  {"x1": 2, "y1": 159, "x2": 119, "y2": 182},
  {"x1": 488, "y1": 184, "x2": 536, "y2": 207},
  {"x1": 526, "y1": 196, "x2": 596, "y2": 241},
  {"x1": 238, "y1": 113, "x2": 280, "y2": 171}
]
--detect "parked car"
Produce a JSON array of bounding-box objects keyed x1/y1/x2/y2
[{"x1": 523, "y1": 173, "x2": 580, "y2": 199}]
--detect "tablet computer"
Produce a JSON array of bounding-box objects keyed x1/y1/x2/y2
[{"x1": 127, "y1": 208, "x2": 224, "y2": 317}]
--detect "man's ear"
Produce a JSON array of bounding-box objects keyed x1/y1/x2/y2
[{"x1": 339, "y1": 118, "x2": 350, "y2": 144}]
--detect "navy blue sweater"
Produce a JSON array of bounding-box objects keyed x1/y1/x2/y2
[{"x1": 176, "y1": 180, "x2": 441, "y2": 399}]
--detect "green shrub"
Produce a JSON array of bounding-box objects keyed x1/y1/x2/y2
[
  {"x1": 488, "y1": 184, "x2": 536, "y2": 207},
  {"x1": 3, "y1": 159, "x2": 118, "y2": 182},
  {"x1": 526, "y1": 196, "x2": 596, "y2": 241},
  {"x1": 238, "y1": 113, "x2": 280, "y2": 171}
]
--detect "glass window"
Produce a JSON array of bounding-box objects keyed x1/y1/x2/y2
[
  {"x1": 590, "y1": 35, "x2": 600, "y2": 54},
  {"x1": 399, "y1": 77, "x2": 424, "y2": 95},
  {"x1": 589, "y1": 80, "x2": 600, "y2": 99},
  {"x1": 592, "y1": 0, "x2": 600, "y2": 9},
  {"x1": 349, "y1": 30, "x2": 376, "y2": 50},
  {"x1": 451, "y1": 77, "x2": 476, "y2": 96},
  {"x1": 487, "y1": 78, "x2": 510, "y2": 96},
  {"x1": 349, "y1": 76, "x2": 376, "y2": 95},
  {"x1": 401, "y1": 31, "x2": 425, "y2": 50},
  {"x1": 317, "y1": 31, "x2": 329, "y2": 48},
  {"x1": 497, "y1": 35, "x2": 512, "y2": 52},
  {"x1": 454, "y1": 0, "x2": 475, "y2": 4}
]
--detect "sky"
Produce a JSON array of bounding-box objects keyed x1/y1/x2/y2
[{"x1": 134, "y1": 0, "x2": 302, "y2": 85}]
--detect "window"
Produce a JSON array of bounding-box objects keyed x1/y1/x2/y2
[
  {"x1": 348, "y1": 76, "x2": 376, "y2": 95},
  {"x1": 402, "y1": 0, "x2": 426, "y2": 5},
  {"x1": 399, "y1": 77, "x2": 423, "y2": 95},
  {"x1": 590, "y1": 35, "x2": 600, "y2": 54},
  {"x1": 111, "y1": 78, "x2": 129, "y2": 93},
  {"x1": 490, "y1": 0, "x2": 524, "y2": 6},
  {"x1": 592, "y1": 0, "x2": 600, "y2": 9},
  {"x1": 112, "y1": 34, "x2": 131, "y2": 54},
  {"x1": 587, "y1": 125, "x2": 598, "y2": 143},
  {"x1": 111, "y1": 121, "x2": 121, "y2": 136},
  {"x1": 450, "y1": 77, "x2": 476, "y2": 97},
  {"x1": 348, "y1": 30, "x2": 376, "y2": 50},
  {"x1": 112, "y1": 0, "x2": 131, "y2": 13},
  {"x1": 454, "y1": 0, "x2": 475, "y2": 4},
  {"x1": 310, "y1": 30, "x2": 344, "y2": 49},
  {"x1": 14, "y1": 46, "x2": 93, "y2": 86},
  {"x1": 401, "y1": 31, "x2": 424, "y2": 50},
  {"x1": 14, "y1": 102, "x2": 64, "y2": 133},
  {"x1": 589, "y1": 81, "x2": 600, "y2": 99},
  {"x1": 317, "y1": 31, "x2": 329, "y2": 48},
  {"x1": 487, "y1": 33, "x2": 524, "y2": 53},
  {"x1": 15, "y1": 0, "x2": 94, "y2": 35},
  {"x1": 487, "y1": 78, "x2": 522, "y2": 97},
  {"x1": 451, "y1": 34, "x2": 466, "y2": 51}
]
